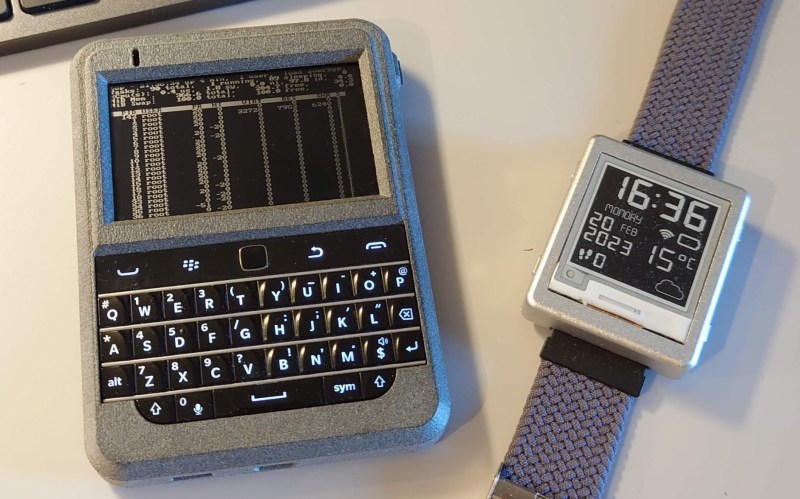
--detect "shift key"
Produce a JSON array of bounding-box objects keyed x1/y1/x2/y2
[{"x1": 213, "y1": 378, "x2": 324, "y2": 417}]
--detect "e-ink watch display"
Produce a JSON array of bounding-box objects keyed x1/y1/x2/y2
[
  {"x1": 72, "y1": 20, "x2": 449, "y2": 485},
  {"x1": 490, "y1": 1, "x2": 769, "y2": 498}
]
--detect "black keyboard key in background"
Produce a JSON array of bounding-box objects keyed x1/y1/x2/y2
[
  {"x1": 98, "y1": 296, "x2": 128, "y2": 328},
  {"x1": 100, "y1": 366, "x2": 133, "y2": 400},
  {"x1": 291, "y1": 275, "x2": 322, "y2": 304},
  {"x1": 363, "y1": 334, "x2": 395, "y2": 366},
  {"x1": 0, "y1": 1, "x2": 11, "y2": 21},
  {"x1": 165, "y1": 323, "x2": 197, "y2": 354},
  {"x1": 353, "y1": 267, "x2": 385, "y2": 297},
  {"x1": 136, "y1": 396, "x2": 176, "y2": 424},
  {"x1": 168, "y1": 358, "x2": 200, "y2": 389},
  {"x1": 260, "y1": 278, "x2": 290, "y2": 307},
  {"x1": 134, "y1": 362, "x2": 168, "y2": 394},
  {"x1": 331, "y1": 339, "x2": 363, "y2": 370},
  {"x1": 213, "y1": 378, "x2": 324, "y2": 417},
  {"x1": 322, "y1": 271, "x2": 353, "y2": 301},
  {"x1": 268, "y1": 346, "x2": 299, "y2": 377},
  {"x1": 132, "y1": 327, "x2": 164, "y2": 358},
  {"x1": 299, "y1": 342, "x2": 331, "y2": 374},
  {"x1": 99, "y1": 331, "x2": 130, "y2": 362},
  {"x1": 163, "y1": 289, "x2": 194, "y2": 320},
  {"x1": 361, "y1": 369, "x2": 396, "y2": 400},
  {"x1": 130, "y1": 293, "x2": 161, "y2": 323},
  {"x1": 230, "y1": 316, "x2": 261, "y2": 346},
  {"x1": 385, "y1": 264, "x2": 415, "y2": 294},
  {"x1": 197, "y1": 320, "x2": 230, "y2": 350},
  {"x1": 200, "y1": 355, "x2": 233, "y2": 386},
  {"x1": 324, "y1": 373, "x2": 362, "y2": 404},
  {"x1": 327, "y1": 305, "x2": 357, "y2": 335},
  {"x1": 358, "y1": 301, "x2": 389, "y2": 332},
  {"x1": 194, "y1": 286, "x2": 225, "y2": 315},
  {"x1": 233, "y1": 350, "x2": 267, "y2": 382},
  {"x1": 226, "y1": 282, "x2": 256, "y2": 311},
  {"x1": 19, "y1": 0, "x2": 94, "y2": 15},
  {"x1": 176, "y1": 391, "x2": 214, "y2": 422},
  {"x1": 395, "y1": 331, "x2": 426, "y2": 363},
  {"x1": 295, "y1": 308, "x2": 326, "y2": 339},
  {"x1": 263, "y1": 312, "x2": 294, "y2": 343}
]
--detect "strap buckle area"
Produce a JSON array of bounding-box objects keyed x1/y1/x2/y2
[{"x1": 487, "y1": 467, "x2": 550, "y2": 499}]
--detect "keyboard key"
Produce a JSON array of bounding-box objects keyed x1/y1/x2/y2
[
  {"x1": 136, "y1": 396, "x2": 176, "y2": 424},
  {"x1": 292, "y1": 275, "x2": 322, "y2": 304},
  {"x1": 194, "y1": 286, "x2": 225, "y2": 315},
  {"x1": 130, "y1": 293, "x2": 161, "y2": 323},
  {"x1": 197, "y1": 319, "x2": 230, "y2": 350},
  {"x1": 168, "y1": 358, "x2": 200, "y2": 389},
  {"x1": 324, "y1": 373, "x2": 362, "y2": 404},
  {"x1": 263, "y1": 312, "x2": 294, "y2": 342},
  {"x1": 259, "y1": 278, "x2": 290, "y2": 307},
  {"x1": 238, "y1": 244, "x2": 268, "y2": 271},
  {"x1": 230, "y1": 316, "x2": 262, "y2": 346},
  {"x1": 395, "y1": 331, "x2": 426, "y2": 363},
  {"x1": 322, "y1": 271, "x2": 353, "y2": 301},
  {"x1": 19, "y1": 0, "x2": 94, "y2": 15},
  {"x1": 358, "y1": 301, "x2": 389, "y2": 332},
  {"x1": 176, "y1": 391, "x2": 214, "y2": 422},
  {"x1": 389, "y1": 297, "x2": 420, "y2": 327},
  {"x1": 226, "y1": 282, "x2": 256, "y2": 312},
  {"x1": 98, "y1": 296, "x2": 128, "y2": 328},
  {"x1": 299, "y1": 342, "x2": 331, "y2": 374},
  {"x1": 295, "y1": 308, "x2": 326, "y2": 339},
  {"x1": 99, "y1": 331, "x2": 131, "y2": 362},
  {"x1": 134, "y1": 362, "x2": 168, "y2": 394},
  {"x1": 163, "y1": 289, "x2": 194, "y2": 320},
  {"x1": 327, "y1": 305, "x2": 357, "y2": 335},
  {"x1": 165, "y1": 323, "x2": 197, "y2": 354},
  {"x1": 200, "y1": 355, "x2": 233, "y2": 386},
  {"x1": 353, "y1": 267, "x2": 384, "y2": 297},
  {"x1": 132, "y1": 327, "x2": 164, "y2": 358},
  {"x1": 331, "y1": 339, "x2": 363, "y2": 370},
  {"x1": 267, "y1": 346, "x2": 299, "y2": 377},
  {"x1": 213, "y1": 378, "x2": 324, "y2": 417},
  {"x1": 101, "y1": 366, "x2": 134, "y2": 399},
  {"x1": 233, "y1": 350, "x2": 267, "y2": 382},
  {"x1": 361, "y1": 369, "x2": 396, "y2": 400},
  {"x1": 384, "y1": 264, "x2": 415, "y2": 294},
  {"x1": 363, "y1": 334, "x2": 395, "y2": 366}
]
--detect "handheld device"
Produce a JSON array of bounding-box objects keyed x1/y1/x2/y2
[
  {"x1": 72, "y1": 19, "x2": 449, "y2": 485},
  {"x1": 490, "y1": 1, "x2": 768, "y2": 497}
]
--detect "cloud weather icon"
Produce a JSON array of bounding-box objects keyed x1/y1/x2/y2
[{"x1": 655, "y1": 279, "x2": 684, "y2": 301}]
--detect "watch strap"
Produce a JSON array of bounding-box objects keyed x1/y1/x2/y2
[
  {"x1": 629, "y1": 0, "x2": 770, "y2": 173},
  {"x1": 490, "y1": 332, "x2": 645, "y2": 499}
]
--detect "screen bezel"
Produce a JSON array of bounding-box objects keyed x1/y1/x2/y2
[
  {"x1": 553, "y1": 153, "x2": 730, "y2": 343},
  {"x1": 527, "y1": 136, "x2": 749, "y2": 377},
  {"x1": 81, "y1": 27, "x2": 404, "y2": 250}
]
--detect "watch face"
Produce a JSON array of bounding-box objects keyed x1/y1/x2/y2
[{"x1": 551, "y1": 154, "x2": 729, "y2": 342}]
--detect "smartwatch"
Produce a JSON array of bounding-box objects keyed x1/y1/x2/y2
[{"x1": 489, "y1": 1, "x2": 769, "y2": 497}]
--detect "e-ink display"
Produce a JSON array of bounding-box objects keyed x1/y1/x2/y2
[
  {"x1": 108, "y1": 64, "x2": 378, "y2": 221},
  {"x1": 568, "y1": 163, "x2": 720, "y2": 307}
]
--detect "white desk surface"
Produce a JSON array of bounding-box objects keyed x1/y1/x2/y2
[{"x1": 1, "y1": 1, "x2": 798, "y2": 497}]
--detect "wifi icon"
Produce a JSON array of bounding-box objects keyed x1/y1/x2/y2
[{"x1": 659, "y1": 229, "x2": 675, "y2": 240}]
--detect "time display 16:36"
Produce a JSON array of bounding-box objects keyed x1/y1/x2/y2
[{"x1": 570, "y1": 164, "x2": 718, "y2": 307}]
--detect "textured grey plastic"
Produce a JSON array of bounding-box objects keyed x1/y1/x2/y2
[
  {"x1": 629, "y1": 0, "x2": 770, "y2": 172},
  {"x1": 71, "y1": 20, "x2": 449, "y2": 485},
  {"x1": 499, "y1": 361, "x2": 635, "y2": 499}
]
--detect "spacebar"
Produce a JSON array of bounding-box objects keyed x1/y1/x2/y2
[{"x1": 213, "y1": 379, "x2": 325, "y2": 417}]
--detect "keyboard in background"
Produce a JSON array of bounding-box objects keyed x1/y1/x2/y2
[{"x1": 0, "y1": 0, "x2": 256, "y2": 56}]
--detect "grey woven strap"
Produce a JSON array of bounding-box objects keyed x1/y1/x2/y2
[
  {"x1": 499, "y1": 361, "x2": 635, "y2": 499},
  {"x1": 629, "y1": 0, "x2": 770, "y2": 173}
]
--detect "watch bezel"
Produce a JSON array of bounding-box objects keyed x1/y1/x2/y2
[{"x1": 526, "y1": 135, "x2": 749, "y2": 377}]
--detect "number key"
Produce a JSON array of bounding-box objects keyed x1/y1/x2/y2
[{"x1": 163, "y1": 289, "x2": 193, "y2": 320}]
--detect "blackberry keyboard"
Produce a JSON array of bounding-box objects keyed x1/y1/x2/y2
[
  {"x1": 95, "y1": 225, "x2": 427, "y2": 424},
  {"x1": 0, "y1": 0, "x2": 255, "y2": 56}
]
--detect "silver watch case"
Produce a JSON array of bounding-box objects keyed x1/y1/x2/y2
[{"x1": 527, "y1": 136, "x2": 748, "y2": 378}]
